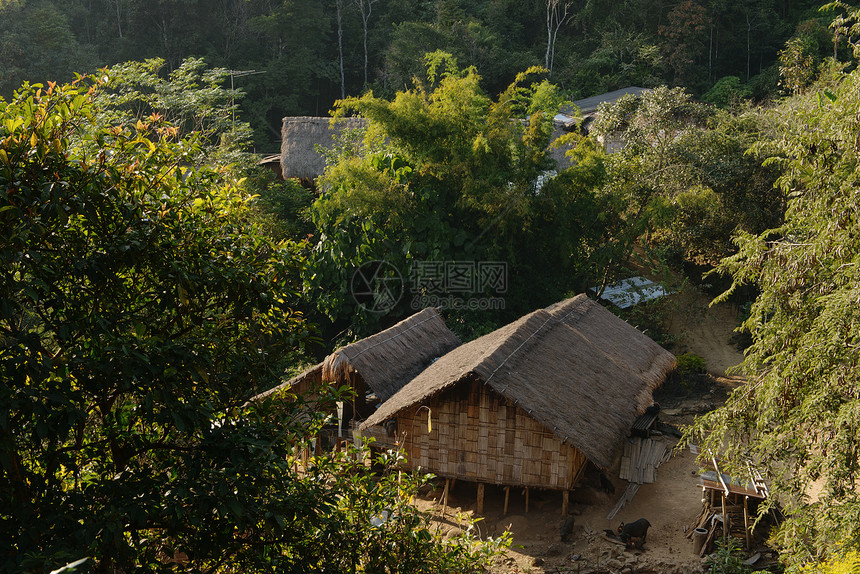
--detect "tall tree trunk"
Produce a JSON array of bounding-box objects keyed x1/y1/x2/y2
[
  {"x1": 709, "y1": 24, "x2": 713, "y2": 83},
  {"x1": 545, "y1": 4, "x2": 553, "y2": 70},
  {"x1": 355, "y1": 0, "x2": 378, "y2": 88},
  {"x1": 337, "y1": 0, "x2": 345, "y2": 99},
  {"x1": 746, "y1": 13, "x2": 751, "y2": 81},
  {"x1": 545, "y1": 0, "x2": 571, "y2": 75},
  {"x1": 111, "y1": 0, "x2": 123, "y2": 38}
]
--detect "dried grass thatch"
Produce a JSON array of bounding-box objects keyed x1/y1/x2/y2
[
  {"x1": 280, "y1": 116, "x2": 366, "y2": 180},
  {"x1": 362, "y1": 294, "x2": 675, "y2": 469},
  {"x1": 322, "y1": 307, "x2": 461, "y2": 402},
  {"x1": 246, "y1": 362, "x2": 324, "y2": 405}
]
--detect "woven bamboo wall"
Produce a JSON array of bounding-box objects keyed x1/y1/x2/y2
[{"x1": 396, "y1": 378, "x2": 587, "y2": 490}]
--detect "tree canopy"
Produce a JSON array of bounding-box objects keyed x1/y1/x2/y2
[
  {"x1": 305, "y1": 54, "x2": 617, "y2": 338},
  {"x1": 0, "y1": 0, "x2": 832, "y2": 150},
  {"x1": 0, "y1": 75, "x2": 508, "y2": 573},
  {"x1": 688, "y1": 61, "x2": 860, "y2": 569}
]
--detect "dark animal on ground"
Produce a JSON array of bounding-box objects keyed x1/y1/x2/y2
[
  {"x1": 618, "y1": 518, "x2": 651, "y2": 549},
  {"x1": 560, "y1": 516, "x2": 575, "y2": 542},
  {"x1": 644, "y1": 402, "x2": 660, "y2": 416},
  {"x1": 599, "y1": 472, "x2": 615, "y2": 495}
]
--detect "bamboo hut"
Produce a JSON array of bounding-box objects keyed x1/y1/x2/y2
[
  {"x1": 280, "y1": 116, "x2": 366, "y2": 181},
  {"x1": 361, "y1": 294, "x2": 676, "y2": 495},
  {"x1": 551, "y1": 87, "x2": 650, "y2": 161},
  {"x1": 322, "y1": 307, "x2": 461, "y2": 419},
  {"x1": 250, "y1": 308, "x2": 460, "y2": 420}
]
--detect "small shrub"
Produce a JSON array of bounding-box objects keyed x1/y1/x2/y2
[
  {"x1": 676, "y1": 352, "x2": 707, "y2": 375},
  {"x1": 802, "y1": 549, "x2": 860, "y2": 573},
  {"x1": 705, "y1": 538, "x2": 752, "y2": 574}
]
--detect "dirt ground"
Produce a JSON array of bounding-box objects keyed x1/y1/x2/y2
[
  {"x1": 414, "y1": 285, "x2": 775, "y2": 574},
  {"x1": 663, "y1": 282, "x2": 746, "y2": 379}
]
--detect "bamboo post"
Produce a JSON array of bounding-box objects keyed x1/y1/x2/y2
[
  {"x1": 504, "y1": 486, "x2": 510, "y2": 515},
  {"x1": 562, "y1": 490, "x2": 569, "y2": 516},
  {"x1": 441, "y1": 478, "x2": 450, "y2": 515},
  {"x1": 743, "y1": 496, "x2": 751, "y2": 549},
  {"x1": 477, "y1": 483, "x2": 485, "y2": 515},
  {"x1": 525, "y1": 487, "x2": 530, "y2": 513},
  {"x1": 721, "y1": 492, "x2": 728, "y2": 543}
]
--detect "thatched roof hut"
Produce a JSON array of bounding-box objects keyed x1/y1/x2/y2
[
  {"x1": 249, "y1": 308, "x2": 460, "y2": 413},
  {"x1": 323, "y1": 307, "x2": 461, "y2": 403},
  {"x1": 280, "y1": 116, "x2": 366, "y2": 180},
  {"x1": 361, "y1": 294, "x2": 675, "y2": 489}
]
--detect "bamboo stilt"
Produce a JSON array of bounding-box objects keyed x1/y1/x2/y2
[
  {"x1": 721, "y1": 493, "x2": 728, "y2": 543},
  {"x1": 441, "y1": 478, "x2": 450, "y2": 514},
  {"x1": 504, "y1": 486, "x2": 510, "y2": 515},
  {"x1": 744, "y1": 496, "x2": 751, "y2": 549},
  {"x1": 562, "y1": 490, "x2": 569, "y2": 516},
  {"x1": 525, "y1": 487, "x2": 530, "y2": 513},
  {"x1": 477, "y1": 483, "x2": 485, "y2": 515}
]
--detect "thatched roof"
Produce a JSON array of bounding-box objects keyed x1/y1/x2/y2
[
  {"x1": 246, "y1": 362, "x2": 323, "y2": 404},
  {"x1": 362, "y1": 294, "x2": 675, "y2": 469},
  {"x1": 280, "y1": 116, "x2": 366, "y2": 180},
  {"x1": 322, "y1": 307, "x2": 461, "y2": 402}
]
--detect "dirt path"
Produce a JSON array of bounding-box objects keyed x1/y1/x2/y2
[{"x1": 664, "y1": 284, "x2": 746, "y2": 378}]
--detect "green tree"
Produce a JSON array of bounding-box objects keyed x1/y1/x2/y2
[
  {"x1": 779, "y1": 32, "x2": 819, "y2": 94},
  {"x1": 0, "y1": 0, "x2": 98, "y2": 97},
  {"x1": 659, "y1": 0, "x2": 711, "y2": 86},
  {"x1": 94, "y1": 57, "x2": 254, "y2": 169},
  {"x1": 702, "y1": 75, "x2": 752, "y2": 107},
  {"x1": 688, "y1": 63, "x2": 860, "y2": 569},
  {"x1": 0, "y1": 75, "x2": 508, "y2": 573},
  {"x1": 0, "y1": 77, "x2": 306, "y2": 570},
  {"x1": 591, "y1": 87, "x2": 782, "y2": 267},
  {"x1": 308, "y1": 54, "x2": 612, "y2": 332}
]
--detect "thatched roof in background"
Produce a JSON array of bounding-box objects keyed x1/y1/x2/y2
[
  {"x1": 323, "y1": 308, "x2": 461, "y2": 402},
  {"x1": 247, "y1": 362, "x2": 323, "y2": 404},
  {"x1": 362, "y1": 294, "x2": 675, "y2": 469},
  {"x1": 280, "y1": 116, "x2": 366, "y2": 180}
]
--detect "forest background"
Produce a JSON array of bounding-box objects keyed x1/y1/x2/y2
[
  {"x1": 6, "y1": 0, "x2": 860, "y2": 572},
  {"x1": 0, "y1": 0, "x2": 837, "y2": 151}
]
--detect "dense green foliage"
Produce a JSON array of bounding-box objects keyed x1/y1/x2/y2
[
  {"x1": 0, "y1": 78, "x2": 508, "y2": 572},
  {"x1": 8, "y1": 1, "x2": 860, "y2": 571},
  {"x1": 688, "y1": 58, "x2": 860, "y2": 569},
  {"x1": 592, "y1": 86, "x2": 784, "y2": 266},
  {"x1": 0, "y1": 0, "x2": 832, "y2": 150},
  {"x1": 306, "y1": 55, "x2": 617, "y2": 336}
]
